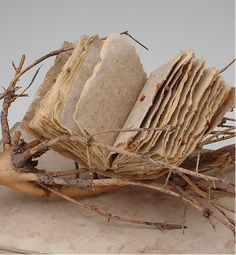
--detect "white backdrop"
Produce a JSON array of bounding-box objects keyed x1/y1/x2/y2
[{"x1": 0, "y1": 0, "x2": 235, "y2": 147}]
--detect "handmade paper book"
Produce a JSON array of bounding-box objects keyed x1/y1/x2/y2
[{"x1": 22, "y1": 33, "x2": 234, "y2": 179}]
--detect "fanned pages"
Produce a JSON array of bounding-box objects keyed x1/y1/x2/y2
[{"x1": 22, "y1": 33, "x2": 234, "y2": 180}]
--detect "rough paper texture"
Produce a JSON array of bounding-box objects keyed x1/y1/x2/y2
[
  {"x1": 22, "y1": 37, "x2": 234, "y2": 179},
  {"x1": 74, "y1": 33, "x2": 147, "y2": 145}
]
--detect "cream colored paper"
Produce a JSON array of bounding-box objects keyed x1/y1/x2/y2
[
  {"x1": 74, "y1": 33, "x2": 147, "y2": 146},
  {"x1": 113, "y1": 54, "x2": 182, "y2": 150},
  {"x1": 21, "y1": 41, "x2": 73, "y2": 138},
  {"x1": 129, "y1": 50, "x2": 194, "y2": 153},
  {"x1": 22, "y1": 38, "x2": 233, "y2": 180}
]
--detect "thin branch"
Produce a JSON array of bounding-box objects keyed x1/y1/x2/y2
[
  {"x1": 219, "y1": 124, "x2": 235, "y2": 128},
  {"x1": 91, "y1": 126, "x2": 175, "y2": 138},
  {"x1": 221, "y1": 117, "x2": 236, "y2": 122},
  {"x1": 210, "y1": 130, "x2": 235, "y2": 135},
  {"x1": 19, "y1": 167, "x2": 234, "y2": 232},
  {"x1": 0, "y1": 54, "x2": 27, "y2": 147},
  {"x1": 121, "y1": 31, "x2": 149, "y2": 50},
  {"x1": 195, "y1": 149, "x2": 201, "y2": 173},
  {"x1": 204, "y1": 134, "x2": 235, "y2": 145},
  {"x1": 210, "y1": 187, "x2": 235, "y2": 196},
  {"x1": 11, "y1": 61, "x2": 17, "y2": 71},
  {"x1": 22, "y1": 134, "x2": 230, "y2": 184},
  {"x1": 16, "y1": 170, "x2": 210, "y2": 216},
  {"x1": 0, "y1": 47, "x2": 74, "y2": 149},
  {"x1": 16, "y1": 54, "x2": 26, "y2": 74},
  {"x1": 9, "y1": 48, "x2": 73, "y2": 89},
  {"x1": 1, "y1": 93, "x2": 14, "y2": 147},
  {"x1": 0, "y1": 90, "x2": 8, "y2": 100},
  {"x1": 40, "y1": 184, "x2": 185, "y2": 230},
  {"x1": 181, "y1": 174, "x2": 235, "y2": 230},
  {"x1": 101, "y1": 31, "x2": 149, "y2": 51},
  {"x1": 199, "y1": 127, "x2": 235, "y2": 147},
  {"x1": 164, "y1": 170, "x2": 173, "y2": 187},
  {"x1": 0, "y1": 87, "x2": 21, "y2": 100},
  {"x1": 181, "y1": 144, "x2": 235, "y2": 172},
  {"x1": 8, "y1": 54, "x2": 26, "y2": 93},
  {"x1": 218, "y1": 58, "x2": 235, "y2": 75},
  {"x1": 93, "y1": 141, "x2": 229, "y2": 183},
  {"x1": 0, "y1": 48, "x2": 73, "y2": 101},
  {"x1": 16, "y1": 65, "x2": 42, "y2": 98},
  {"x1": 171, "y1": 182, "x2": 235, "y2": 232},
  {"x1": 208, "y1": 203, "x2": 235, "y2": 233},
  {"x1": 214, "y1": 201, "x2": 235, "y2": 214}
]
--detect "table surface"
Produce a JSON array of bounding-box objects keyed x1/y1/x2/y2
[
  {"x1": 0, "y1": 126, "x2": 234, "y2": 254},
  {"x1": 0, "y1": 182, "x2": 234, "y2": 254}
]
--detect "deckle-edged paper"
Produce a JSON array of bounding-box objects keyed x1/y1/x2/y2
[{"x1": 22, "y1": 33, "x2": 234, "y2": 179}]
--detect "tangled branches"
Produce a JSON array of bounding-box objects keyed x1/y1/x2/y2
[{"x1": 0, "y1": 46, "x2": 235, "y2": 232}]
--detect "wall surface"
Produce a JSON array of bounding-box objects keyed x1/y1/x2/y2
[{"x1": 0, "y1": 0, "x2": 235, "y2": 137}]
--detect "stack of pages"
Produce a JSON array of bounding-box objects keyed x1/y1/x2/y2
[{"x1": 22, "y1": 33, "x2": 233, "y2": 179}]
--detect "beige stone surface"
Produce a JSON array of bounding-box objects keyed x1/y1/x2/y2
[
  {"x1": 0, "y1": 182, "x2": 234, "y2": 253},
  {"x1": 0, "y1": 124, "x2": 234, "y2": 254}
]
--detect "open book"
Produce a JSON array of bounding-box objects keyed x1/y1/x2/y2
[{"x1": 22, "y1": 33, "x2": 234, "y2": 179}]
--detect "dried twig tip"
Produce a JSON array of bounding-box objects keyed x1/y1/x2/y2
[{"x1": 121, "y1": 31, "x2": 149, "y2": 50}]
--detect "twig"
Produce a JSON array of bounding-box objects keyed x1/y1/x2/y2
[
  {"x1": 204, "y1": 134, "x2": 235, "y2": 145},
  {"x1": 93, "y1": 141, "x2": 229, "y2": 183},
  {"x1": 23, "y1": 134, "x2": 229, "y2": 184},
  {"x1": 0, "y1": 90, "x2": 9, "y2": 100},
  {"x1": 210, "y1": 130, "x2": 235, "y2": 135},
  {"x1": 16, "y1": 65, "x2": 42, "y2": 98},
  {"x1": 11, "y1": 61, "x2": 17, "y2": 71},
  {"x1": 220, "y1": 124, "x2": 235, "y2": 128},
  {"x1": 164, "y1": 170, "x2": 173, "y2": 187},
  {"x1": 170, "y1": 182, "x2": 207, "y2": 213},
  {"x1": 214, "y1": 201, "x2": 235, "y2": 214},
  {"x1": 0, "y1": 55, "x2": 27, "y2": 147},
  {"x1": 101, "y1": 31, "x2": 148, "y2": 50},
  {"x1": 221, "y1": 117, "x2": 236, "y2": 122},
  {"x1": 91, "y1": 126, "x2": 174, "y2": 138},
  {"x1": 181, "y1": 174, "x2": 235, "y2": 231},
  {"x1": 17, "y1": 170, "x2": 214, "y2": 217},
  {"x1": 121, "y1": 31, "x2": 149, "y2": 50},
  {"x1": 17, "y1": 171, "x2": 203, "y2": 211},
  {"x1": 30, "y1": 171, "x2": 232, "y2": 232},
  {"x1": 181, "y1": 144, "x2": 235, "y2": 172},
  {"x1": 40, "y1": 184, "x2": 185, "y2": 230},
  {"x1": 9, "y1": 48, "x2": 73, "y2": 88},
  {"x1": 210, "y1": 187, "x2": 235, "y2": 196},
  {"x1": 218, "y1": 58, "x2": 235, "y2": 75},
  {"x1": 199, "y1": 127, "x2": 235, "y2": 147},
  {"x1": 8, "y1": 54, "x2": 26, "y2": 93},
  {"x1": 0, "y1": 47, "x2": 73, "y2": 149},
  {"x1": 0, "y1": 87, "x2": 22, "y2": 100},
  {"x1": 48, "y1": 168, "x2": 89, "y2": 177},
  {"x1": 195, "y1": 149, "x2": 201, "y2": 173}
]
